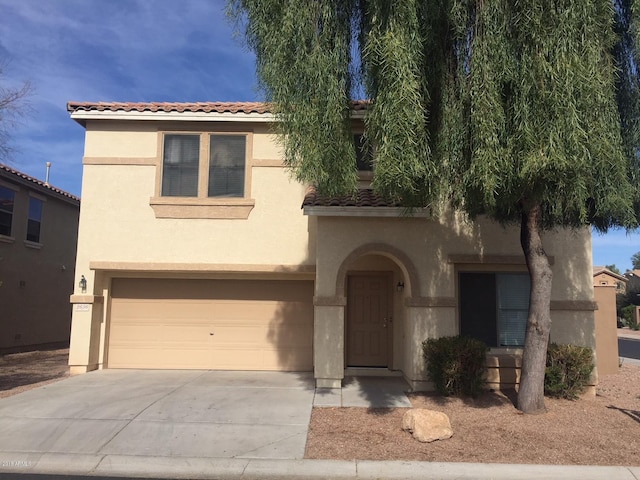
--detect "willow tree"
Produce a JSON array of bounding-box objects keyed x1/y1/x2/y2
[{"x1": 229, "y1": 0, "x2": 640, "y2": 413}]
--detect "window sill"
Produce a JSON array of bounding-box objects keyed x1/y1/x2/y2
[
  {"x1": 24, "y1": 240, "x2": 43, "y2": 249},
  {"x1": 149, "y1": 197, "x2": 255, "y2": 219},
  {"x1": 0, "y1": 235, "x2": 15, "y2": 244}
]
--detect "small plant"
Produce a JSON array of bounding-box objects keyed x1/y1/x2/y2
[
  {"x1": 544, "y1": 343, "x2": 594, "y2": 400},
  {"x1": 422, "y1": 336, "x2": 488, "y2": 397}
]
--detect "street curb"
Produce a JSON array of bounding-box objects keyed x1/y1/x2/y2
[{"x1": 1, "y1": 454, "x2": 639, "y2": 480}]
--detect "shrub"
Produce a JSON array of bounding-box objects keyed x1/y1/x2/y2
[
  {"x1": 544, "y1": 343, "x2": 594, "y2": 400},
  {"x1": 422, "y1": 336, "x2": 488, "y2": 397},
  {"x1": 621, "y1": 305, "x2": 636, "y2": 329}
]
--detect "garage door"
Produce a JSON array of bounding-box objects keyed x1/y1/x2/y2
[{"x1": 108, "y1": 278, "x2": 314, "y2": 371}]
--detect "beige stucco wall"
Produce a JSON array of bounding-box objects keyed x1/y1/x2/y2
[
  {"x1": 68, "y1": 114, "x2": 597, "y2": 389},
  {"x1": 0, "y1": 177, "x2": 79, "y2": 351},
  {"x1": 593, "y1": 285, "x2": 619, "y2": 375},
  {"x1": 313, "y1": 213, "x2": 595, "y2": 389},
  {"x1": 69, "y1": 120, "x2": 315, "y2": 372}
]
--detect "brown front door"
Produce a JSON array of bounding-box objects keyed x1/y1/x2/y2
[{"x1": 346, "y1": 274, "x2": 391, "y2": 367}]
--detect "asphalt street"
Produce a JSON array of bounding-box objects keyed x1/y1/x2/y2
[{"x1": 618, "y1": 336, "x2": 640, "y2": 360}]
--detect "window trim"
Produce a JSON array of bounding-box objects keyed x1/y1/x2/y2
[
  {"x1": 151, "y1": 130, "x2": 255, "y2": 219},
  {"x1": 457, "y1": 266, "x2": 530, "y2": 351},
  {"x1": 0, "y1": 182, "x2": 17, "y2": 239},
  {"x1": 26, "y1": 194, "x2": 44, "y2": 244}
]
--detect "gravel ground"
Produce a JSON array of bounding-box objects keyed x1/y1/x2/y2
[
  {"x1": 306, "y1": 363, "x2": 640, "y2": 465},
  {"x1": 0, "y1": 348, "x2": 69, "y2": 399}
]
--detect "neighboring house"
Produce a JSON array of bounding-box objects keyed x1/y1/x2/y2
[
  {"x1": 66, "y1": 101, "x2": 598, "y2": 391},
  {"x1": 592, "y1": 266, "x2": 626, "y2": 374},
  {"x1": 0, "y1": 163, "x2": 80, "y2": 352}
]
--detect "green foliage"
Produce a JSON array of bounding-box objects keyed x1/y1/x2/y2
[
  {"x1": 622, "y1": 304, "x2": 638, "y2": 328},
  {"x1": 544, "y1": 344, "x2": 594, "y2": 400},
  {"x1": 606, "y1": 264, "x2": 621, "y2": 274},
  {"x1": 632, "y1": 251, "x2": 640, "y2": 269},
  {"x1": 230, "y1": 0, "x2": 640, "y2": 230},
  {"x1": 422, "y1": 336, "x2": 488, "y2": 397}
]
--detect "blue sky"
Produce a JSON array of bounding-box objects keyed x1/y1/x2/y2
[{"x1": 1, "y1": 0, "x2": 639, "y2": 271}]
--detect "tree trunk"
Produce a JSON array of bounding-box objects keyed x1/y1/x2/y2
[{"x1": 517, "y1": 202, "x2": 553, "y2": 414}]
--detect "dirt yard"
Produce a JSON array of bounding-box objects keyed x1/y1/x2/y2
[
  {"x1": 306, "y1": 363, "x2": 640, "y2": 465},
  {"x1": 0, "y1": 348, "x2": 69, "y2": 399}
]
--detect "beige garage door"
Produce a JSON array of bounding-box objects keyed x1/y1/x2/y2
[{"x1": 108, "y1": 278, "x2": 313, "y2": 371}]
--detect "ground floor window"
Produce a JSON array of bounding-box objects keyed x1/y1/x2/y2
[{"x1": 459, "y1": 272, "x2": 530, "y2": 347}]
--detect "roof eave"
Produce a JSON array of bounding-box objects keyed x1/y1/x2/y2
[{"x1": 69, "y1": 110, "x2": 276, "y2": 126}]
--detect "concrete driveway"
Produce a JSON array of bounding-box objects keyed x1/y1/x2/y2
[{"x1": 0, "y1": 369, "x2": 316, "y2": 461}]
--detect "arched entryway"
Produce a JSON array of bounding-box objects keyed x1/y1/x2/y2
[{"x1": 334, "y1": 244, "x2": 420, "y2": 373}]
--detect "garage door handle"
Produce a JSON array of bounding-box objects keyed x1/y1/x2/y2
[{"x1": 209, "y1": 332, "x2": 214, "y2": 336}]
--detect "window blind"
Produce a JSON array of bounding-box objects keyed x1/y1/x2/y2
[
  {"x1": 497, "y1": 274, "x2": 530, "y2": 346},
  {"x1": 209, "y1": 135, "x2": 245, "y2": 197},
  {"x1": 162, "y1": 135, "x2": 200, "y2": 197}
]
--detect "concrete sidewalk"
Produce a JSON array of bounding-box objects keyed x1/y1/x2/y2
[{"x1": 0, "y1": 454, "x2": 638, "y2": 479}]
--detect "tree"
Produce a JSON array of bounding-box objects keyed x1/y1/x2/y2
[
  {"x1": 606, "y1": 264, "x2": 622, "y2": 275},
  {"x1": 632, "y1": 251, "x2": 640, "y2": 269},
  {"x1": 230, "y1": 0, "x2": 640, "y2": 413},
  {"x1": 0, "y1": 59, "x2": 32, "y2": 161}
]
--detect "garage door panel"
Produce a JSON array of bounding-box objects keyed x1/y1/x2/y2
[{"x1": 108, "y1": 279, "x2": 313, "y2": 371}]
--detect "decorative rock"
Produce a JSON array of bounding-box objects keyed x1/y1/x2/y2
[{"x1": 402, "y1": 409, "x2": 453, "y2": 443}]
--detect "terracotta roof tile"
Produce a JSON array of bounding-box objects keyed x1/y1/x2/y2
[
  {"x1": 66, "y1": 100, "x2": 371, "y2": 115},
  {"x1": 0, "y1": 163, "x2": 80, "y2": 203},
  {"x1": 302, "y1": 186, "x2": 401, "y2": 208}
]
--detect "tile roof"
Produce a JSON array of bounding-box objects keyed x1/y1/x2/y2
[
  {"x1": 302, "y1": 186, "x2": 402, "y2": 208},
  {"x1": 66, "y1": 100, "x2": 371, "y2": 115},
  {"x1": 0, "y1": 163, "x2": 80, "y2": 203}
]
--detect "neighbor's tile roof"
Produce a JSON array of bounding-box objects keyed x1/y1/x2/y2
[
  {"x1": 67, "y1": 100, "x2": 371, "y2": 114},
  {"x1": 0, "y1": 163, "x2": 80, "y2": 203},
  {"x1": 302, "y1": 186, "x2": 402, "y2": 208}
]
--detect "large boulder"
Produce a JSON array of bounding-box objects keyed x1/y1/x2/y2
[{"x1": 402, "y1": 409, "x2": 453, "y2": 443}]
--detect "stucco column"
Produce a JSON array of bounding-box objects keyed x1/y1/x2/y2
[
  {"x1": 314, "y1": 302, "x2": 345, "y2": 388},
  {"x1": 68, "y1": 298, "x2": 103, "y2": 374}
]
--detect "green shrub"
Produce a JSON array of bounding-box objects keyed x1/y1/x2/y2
[
  {"x1": 621, "y1": 305, "x2": 636, "y2": 328},
  {"x1": 422, "y1": 336, "x2": 488, "y2": 397},
  {"x1": 544, "y1": 343, "x2": 594, "y2": 400}
]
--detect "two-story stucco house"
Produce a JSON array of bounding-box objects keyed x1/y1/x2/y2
[
  {"x1": 0, "y1": 163, "x2": 80, "y2": 352},
  {"x1": 66, "y1": 101, "x2": 597, "y2": 391}
]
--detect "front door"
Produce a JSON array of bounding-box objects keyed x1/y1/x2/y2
[{"x1": 346, "y1": 273, "x2": 391, "y2": 367}]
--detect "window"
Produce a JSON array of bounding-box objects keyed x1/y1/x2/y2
[
  {"x1": 161, "y1": 134, "x2": 200, "y2": 197},
  {"x1": 354, "y1": 133, "x2": 373, "y2": 172},
  {"x1": 161, "y1": 133, "x2": 247, "y2": 198},
  {"x1": 459, "y1": 272, "x2": 530, "y2": 347},
  {"x1": 209, "y1": 135, "x2": 246, "y2": 197},
  {"x1": 27, "y1": 197, "x2": 43, "y2": 243},
  {"x1": 0, "y1": 186, "x2": 14, "y2": 236}
]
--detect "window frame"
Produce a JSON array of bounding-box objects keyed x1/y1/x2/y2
[
  {"x1": 151, "y1": 129, "x2": 255, "y2": 219},
  {"x1": 26, "y1": 195, "x2": 44, "y2": 244},
  {"x1": 458, "y1": 269, "x2": 531, "y2": 349},
  {"x1": 0, "y1": 183, "x2": 16, "y2": 239}
]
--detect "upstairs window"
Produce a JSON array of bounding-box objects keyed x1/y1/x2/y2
[
  {"x1": 0, "y1": 186, "x2": 14, "y2": 236},
  {"x1": 459, "y1": 272, "x2": 530, "y2": 347},
  {"x1": 354, "y1": 133, "x2": 373, "y2": 172},
  {"x1": 209, "y1": 135, "x2": 246, "y2": 197},
  {"x1": 160, "y1": 133, "x2": 247, "y2": 198},
  {"x1": 161, "y1": 134, "x2": 200, "y2": 197},
  {"x1": 27, "y1": 197, "x2": 43, "y2": 243}
]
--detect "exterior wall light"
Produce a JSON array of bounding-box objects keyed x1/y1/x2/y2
[
  {"x1": 79, "y1": 275, "x2": 87, "y2": 293},
  {"x1": 396, "y1": 281, "x2": 405, "y2": 293}
]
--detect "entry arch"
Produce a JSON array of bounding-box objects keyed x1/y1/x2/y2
[{"x1": 334, "y1": 243, "x2": 421, "y2": 299}]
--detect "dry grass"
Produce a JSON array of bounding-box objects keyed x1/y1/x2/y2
[{"x1": 306, "y1": 364, "x2": 640, "y2": 465}]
